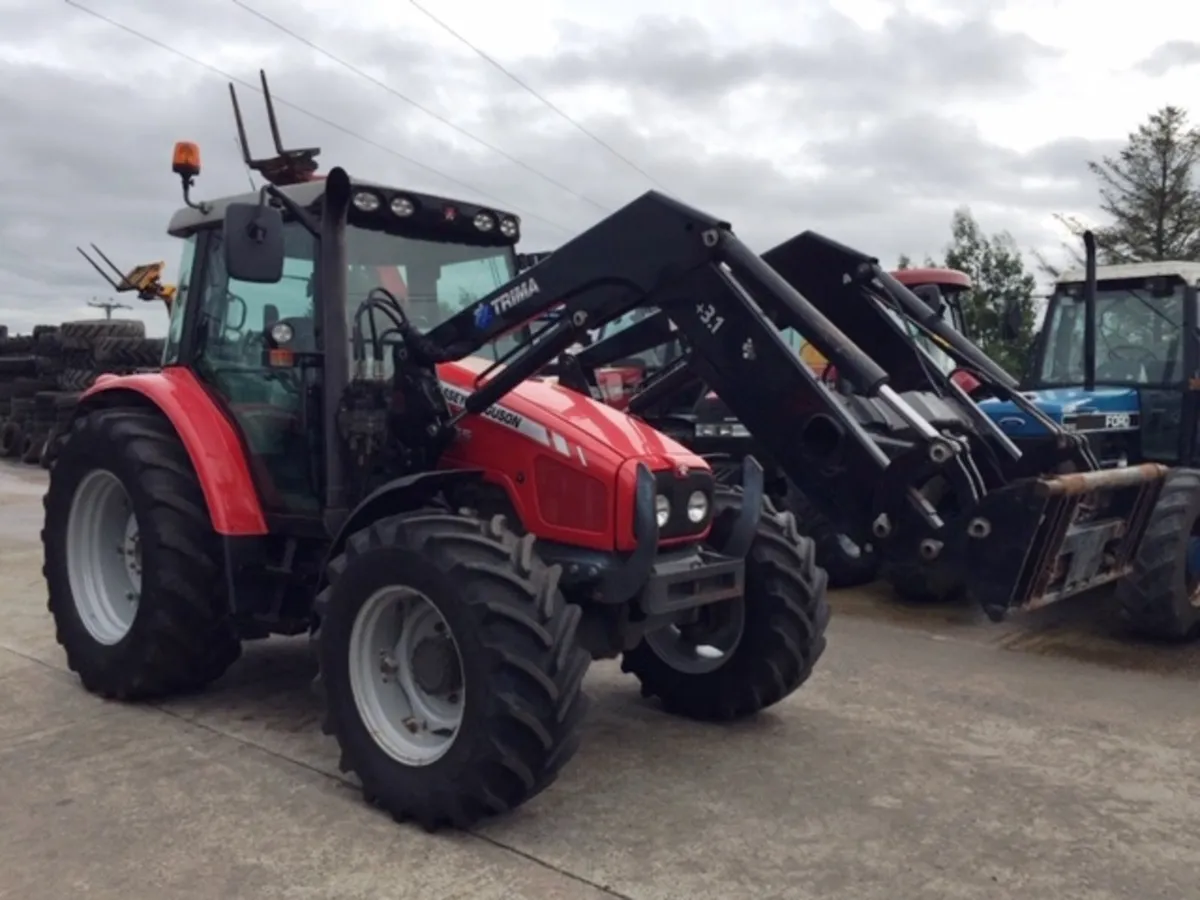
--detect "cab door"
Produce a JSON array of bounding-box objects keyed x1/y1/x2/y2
[{"x1": 191, "y1": 226, "x2": 320, "y2": 514}]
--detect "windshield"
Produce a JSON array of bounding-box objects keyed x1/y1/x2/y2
[
  {"x1": 204, "y1": 221, "x2": 521, "y2": 365},
  {"x1": 1036, "y1": 282, "x2": 1185, "y2": 386},
  {"x1": 346, "y1": 224, "x2": 520, "y2": 356}
]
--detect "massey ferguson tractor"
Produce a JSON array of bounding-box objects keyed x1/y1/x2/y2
[
  {"x1": 43, "y1": 73, "x2": 1168, "y2": 833},
  {"x1": 42, "y1": 75, "x2": 831, "y2": 832}
]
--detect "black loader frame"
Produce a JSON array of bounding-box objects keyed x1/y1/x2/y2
[{"x1": 489, "y1": 229, "x2": 1167, "y2": 618}]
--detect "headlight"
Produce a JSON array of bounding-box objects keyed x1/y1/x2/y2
[
  {"x1": 390, "y1": 196, "x2": 415, "y2": 217},
  {"x1": 352, "y1": 191, "x2": 381, "y2": 212},
  {"x1": 499, "y1": 216, "x2": 519, "y2": 238},
  {"x1": 655, "y1": 494, "x2": 671, "y2": 528},
  {"x1": 686, "y1": 490, "x2": 709, "y2": 524},
  {"x1": 269, "y1": 322, "x2": 294, "y2": 345},
  {"x1": 474, "y1": 212, "x2": 496, "y2": 232}
]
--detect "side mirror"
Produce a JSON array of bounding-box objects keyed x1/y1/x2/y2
[
  {"x1": 223, "y1": 202, "x2": 285, "y2": 284},
  {"x1": 1000, "y1": 300, "x2": 1023, "y2": 342},
  {"x1": 911, "y1": 284, "x2": 946, "y2": 319}
]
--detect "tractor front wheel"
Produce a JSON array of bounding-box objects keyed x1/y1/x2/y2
[
  {"x1": 621, "y1": 486, "x2": 830, "y2": 721},
  {"x1": 42, "y1": 409, "x2": 241, "y2": 699},
  {"x1": 1113, "y1": 467, "x2": 1200, "y2": 641},
  {"x1": 315, "y1": 511, "x2": 590, "y2": 831}
]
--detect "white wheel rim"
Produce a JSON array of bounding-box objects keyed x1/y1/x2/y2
[
  {"x1": 348, "y1": 586, "x2": 465, "y2": 767},
  {"x1": 644, "y1": 599, "x2": 746, "y2": 674},
  {"x1": 66, "y1": 469, "x2": 142, "y2": 646}
]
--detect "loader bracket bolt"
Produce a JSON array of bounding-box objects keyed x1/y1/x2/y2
[
  {"x1": 871, "y1": 514, "x2": 891, "y2": 538},
  {"x1": 967, "y1": 517, "x2": 992, "y2": 539},
  {"x1": 919, "y1": 539, "x2": 943, "y2": 560},
  {"x1": 928, "y1": 441, "x2": 952, "y2": 464}
]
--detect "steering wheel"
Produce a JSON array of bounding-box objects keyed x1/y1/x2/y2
[{"x1": 1106, "y1": 344, "x2": 1157, "y2": 363}]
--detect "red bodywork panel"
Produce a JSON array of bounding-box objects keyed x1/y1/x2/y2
[
  {"x1": 437, "y1": 357, "x2": 706, "y2": 552},
  {"x1": 82, "y1": 360, "x2": 706, "y2": 549},
  {"x1": 81, "y1": 368, "x2": 270, "y2": 535},
  {"x1": 892, "y1": 267, "x2": 972, "y2": 290}
]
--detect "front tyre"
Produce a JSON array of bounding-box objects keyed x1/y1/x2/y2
[
  {"x1": 315, "y1": 511, "x2": 590, "y2": 831},
  {"x1": 42, "y1": 408, "x2": 241, "y2": 699},
  {"x1": 1113, "y1": 467, "x2": 1200, "y2": 641},
  {"x1": 621, "y1": 486, "x2": 831, "y2": 721}
]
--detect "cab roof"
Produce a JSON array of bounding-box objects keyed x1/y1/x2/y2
[
  {"x1": 1056, "y1": 260, "x2": 1200, "y2": 286},
  {"x1": 891, "y1": 267, "x2": 972, "y2": 290},
  {"x1": 166, "y1": 176, "x2": 520, "y2": 240}
]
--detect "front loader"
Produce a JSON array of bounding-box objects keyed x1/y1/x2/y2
[
  {"x1": 42, "y1": 72, "x2": 830, "y2": 833},
  {"x1": 553, "y1": 264, "x2": 983, "y2": 590},
  {"x1": 547, "y1": 230, "x2": 1168, "y2": 623}
]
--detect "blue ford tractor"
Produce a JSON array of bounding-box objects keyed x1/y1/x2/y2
[{"x1": 980, "y1": 232, "x2": 1200, "y2": 639}]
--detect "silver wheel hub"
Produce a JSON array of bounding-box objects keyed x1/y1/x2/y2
[
  {"x1": 66, "y1": 470, "x2": 141, "y2": 646},
  {"x1": 349, "y1": 587, "x2": 465, "y2": 767}
]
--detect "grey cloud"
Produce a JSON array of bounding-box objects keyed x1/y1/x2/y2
[
  {"x1": 1136, "y1": 40, "x2": 1200, "y2": 76},
  {"x1": 0, "y1": 0, "x2": 1095, "y2": 332},
  {"x1": 518, "y1": 10, "x2": 1059, "y2": 108}
]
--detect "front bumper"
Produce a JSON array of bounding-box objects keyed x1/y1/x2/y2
[{"x1": 536, "y1": 456, "x2": 766, "y2": 612}]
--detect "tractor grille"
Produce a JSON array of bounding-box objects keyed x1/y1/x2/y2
[{"x1": 654, "y1": 468, "x2": 715, "y2": 539}]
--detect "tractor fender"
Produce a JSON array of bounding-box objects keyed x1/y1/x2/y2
[
  {"x1": 320, "y1": 468, "x2": 486, "y2": 585},
  {"x1": 75, "y1": 369, "x2": 269, "y2": 535}
]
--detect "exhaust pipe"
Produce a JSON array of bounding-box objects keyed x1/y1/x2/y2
[{"x1": 1082, "y1": 231, "x2": 1097, "y2": 393}]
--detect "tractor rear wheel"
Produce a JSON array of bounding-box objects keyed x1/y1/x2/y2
[
  {"x1": 1113, "y1": 467, "x2": 1200, "y2": 641},
  {"x1": 42, "y1": 409, "x2": 241, "y2": 699},
  {"x1": 314, "y1": 511, "x2": 590, "y2": 831},
  {"x1": 621, "y1": 486, "x2": 830, "y2": 721}
]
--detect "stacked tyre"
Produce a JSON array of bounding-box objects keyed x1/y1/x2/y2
[
  {"x1": 0, "y1": 327, "x2": 60, "y2": 464},
  {"x1": 0, "y1": 319, "x2": 163, "y2": 469},
  {"x1": 42, "y1": 320, "x2": 162, "y2": 468}
]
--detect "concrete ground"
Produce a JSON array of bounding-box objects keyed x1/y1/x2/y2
[{"x1": 2, "y1": 461, "x2": 1200, "y2": 900}]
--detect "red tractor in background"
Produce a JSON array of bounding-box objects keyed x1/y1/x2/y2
[{"x1": 41, "y1": 73, "x2": 830, "y2": 831}]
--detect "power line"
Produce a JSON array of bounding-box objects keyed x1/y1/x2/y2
[
  {"x1": 62, "y1": 0, "x2": 575, "y2": 235},
  {"x1": 406, "y1": 0, "x2": 672, "y2": 194},
  {"x1": 231, "y1": 0, "x2": 612, "y2": 215}
]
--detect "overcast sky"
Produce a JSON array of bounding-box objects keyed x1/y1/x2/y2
[{"x1": 1, "y1": 0, "x2": 1197, "y2": 335}]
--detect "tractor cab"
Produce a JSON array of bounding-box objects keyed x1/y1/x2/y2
[
  {"x1": 158, "y1": 77, "x2": 526, "y2": 516},
  {"x1": 979, "y1": 258, "x2": 1200, "y2": 468}
]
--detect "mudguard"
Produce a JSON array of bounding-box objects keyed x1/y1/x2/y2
[
  {"x1": 320, "y1": 469, "x2": 486, "y2": 583},
  {"x1": 77, "y1": 368, "x2": 269, "y2": 535}
]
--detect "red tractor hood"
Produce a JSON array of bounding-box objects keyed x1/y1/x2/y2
[{"x1": 436, "y1": 356, "x2": 702, "y2": 470}]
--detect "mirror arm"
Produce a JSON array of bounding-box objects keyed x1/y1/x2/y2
[{"x1": 260, "y1": 185, "x2": 319, "y2": 237}]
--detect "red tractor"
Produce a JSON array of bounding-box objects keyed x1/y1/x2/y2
[{"x1": 41, "y1": 74, "x2": 831, "y2": 831}]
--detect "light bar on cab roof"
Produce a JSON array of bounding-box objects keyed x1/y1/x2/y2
[{"x1": 348, "y1": 187, "x2": 520, "y2": 242}]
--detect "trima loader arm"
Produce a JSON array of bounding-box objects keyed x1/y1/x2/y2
[{"x1": 414, "y1": 191, "x2": 1165, "y2": 618}]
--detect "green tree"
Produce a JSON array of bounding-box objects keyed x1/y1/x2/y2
[
  {"x1": 939, "y1": 208, "x2": 1038, "y2": 377},
  {"x1": 895, "y1": 253, "x2": 913, "y2": 270},
  {"x1": 1087, "y1": 105, "x2": 1200, "y2": 262}
]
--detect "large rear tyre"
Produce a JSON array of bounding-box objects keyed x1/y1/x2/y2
[
  {"x1": 42, "y1": 409, "x2": 241, "y2": 699},
  {"x1": 315, "y1": 511, "x2": 590, "y2": 831},
  {"x1": 621, "y1": 486, "x2": 830, "y2": 721},
  {"x1": 1113, "y1": 468, "x2": 1200, "y2": 641}
]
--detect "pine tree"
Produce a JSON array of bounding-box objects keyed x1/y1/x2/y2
[{"x1": 1088, "y1": 106, "x2": 1200, "y2": 262}]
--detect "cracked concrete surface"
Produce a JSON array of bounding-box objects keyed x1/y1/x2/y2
[{"x1": 2, "y1": 461, "x2": 1199, "y2": 900}]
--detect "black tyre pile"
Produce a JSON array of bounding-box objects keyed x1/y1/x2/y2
[{"x1": 0, "y1": 319, "x2": 164, "y2": 469}]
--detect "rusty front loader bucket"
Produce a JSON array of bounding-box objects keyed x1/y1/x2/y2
[{"x1": 964, "y1": 463, "x2": 1167, "y2": 619}]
